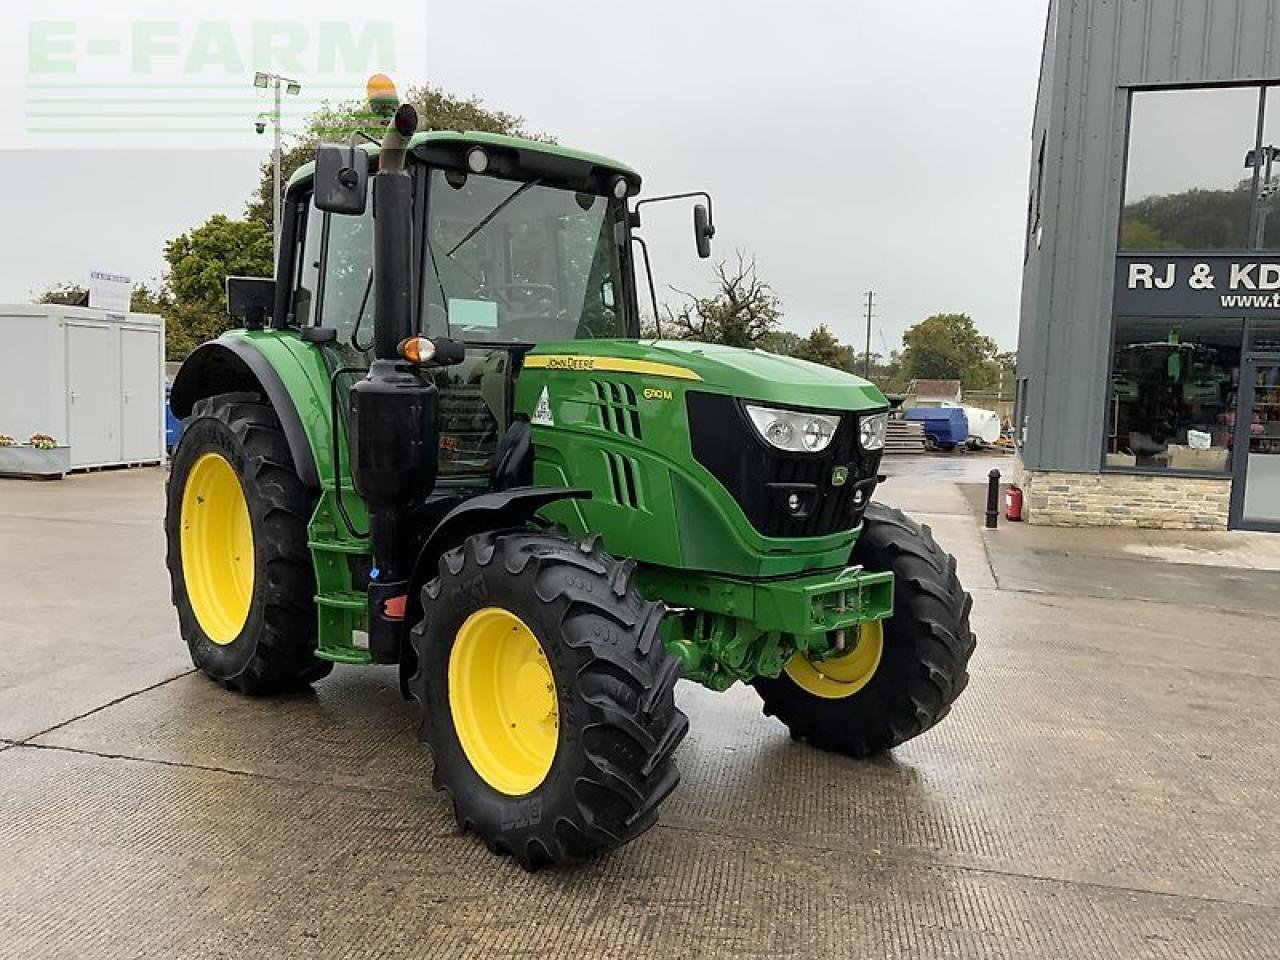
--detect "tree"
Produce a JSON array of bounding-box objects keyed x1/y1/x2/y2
[
  {"x1": 165, "y1": 215, "x2": 273, "y2": 309},
  {"x1": 849, "y1": 349, "x2": 907, "y2": 391},
  {"x1": 900, "y1": 313, "x2": 1001, "y2": 390},
  {"x1": 757, "y1": 329, "x2": 801, "y2": 356},
  {"x1": 36, "y1": 282, "x2": 89, "y2": 306},
  {"x1": 34, "y1": 281, "x2": 167, "y2": 312},
  {"x1": 245, "y1": 84, "x2": 541, "y2": 225},
  {"x1": 794, "y1": 324, "x2": 853, "y2": 370},
  {"x1": 160, "y1": 215, "x2": 273, "y2": 358},
  {"x1": 129, "y1": 281, "x2": 170, "y2": 316},
  {"x1": 664, "y1": 252, "x2": 782, "y2": 348},
  {"x1": 1120, "y1": 182, "x2": 1254, "y2": 251}
]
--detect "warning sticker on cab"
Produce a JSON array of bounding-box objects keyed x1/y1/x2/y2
[{"x1": 531, "y1": 386, "x2": 554, "y2": 426}]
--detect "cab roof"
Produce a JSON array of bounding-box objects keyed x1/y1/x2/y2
[{"x1": 287, "y1": 129, "x2": 639, "y2": 193}]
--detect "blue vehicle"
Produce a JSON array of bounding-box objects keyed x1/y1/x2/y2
[
  {"x1": 903, "y1": 407, "x2": 969, "y2": 451},
  {"x1": 164, "y1": 380, "x2": 183, "y2": 453}
]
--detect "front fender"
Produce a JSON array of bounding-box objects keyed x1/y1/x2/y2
[{"x1": 399, "y1": 485, "x2": 590, "y2": 694}]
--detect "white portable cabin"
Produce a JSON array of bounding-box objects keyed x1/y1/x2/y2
[{"x1": 0, "y1": 304, "x2": 165, "y2": 469}]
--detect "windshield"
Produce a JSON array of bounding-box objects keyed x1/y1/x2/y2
[{"x1": 422, "y1": 169, "x2": 631, "y2": 343}]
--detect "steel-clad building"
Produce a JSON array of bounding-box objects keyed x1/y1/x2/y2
[{"x1": 1017, "y1": 0, "x2": 1280, "y2": 530}]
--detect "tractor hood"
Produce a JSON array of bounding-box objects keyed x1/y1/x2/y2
[{"x1": 525, "y1": 340, "x2": 887, "y2": 411}]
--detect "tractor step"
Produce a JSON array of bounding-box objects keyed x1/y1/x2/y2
[
  {"x1": 312, "y1": 590, "x2": 374, "y2": 663},
  {"x1": 312, "y1": 589, "x2": 374, "y2": 663},
  {"x1": 307, "y1": 501, "x2": 375, "y2": 665},
  {"x1": 315, "y1": 590, "x2": 366, "y2": 611},
  {"x1": 315, "y1": 646, "x2": 373, "y2": 665},
  {"x1": 307, "y1": 537, "x2": 370, "y2": 555}
]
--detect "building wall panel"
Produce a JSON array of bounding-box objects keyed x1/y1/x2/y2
[{"x1": 1018, "y1": 0, "x2": 1280, "y2": 473}]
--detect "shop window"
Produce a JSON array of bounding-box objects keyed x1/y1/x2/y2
[
  {"x1": 1120, "y1": 87, "x2": 1261, "y2": 251},
  {"x1": 1106, "y1": 317, "x2": 1242, "y2": 473},
  {"x1": 1025, "y1": 134, "x2": 1045, "y2": 261},
  {"x1": 1250, "y1": 320, "x2": 1280, "y2": 353}
]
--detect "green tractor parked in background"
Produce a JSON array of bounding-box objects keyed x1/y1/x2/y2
[{"x1": 166, "y1": 76, "x2": 976, "y2": 869}]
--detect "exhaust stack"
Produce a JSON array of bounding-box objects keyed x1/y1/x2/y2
[{"x1": 348, "y1": 76, "x2": 437, "y2": 661}]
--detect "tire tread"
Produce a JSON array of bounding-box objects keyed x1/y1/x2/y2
[
  {"x1": 752, "y1": 501, "x2": 976, "y2": 756},
  {"x1": 165, "y1": 393, "x2": 332, "y2": 695},
  {"x1": 409, "y1": 530, "x2": 687, "y2": 870}
]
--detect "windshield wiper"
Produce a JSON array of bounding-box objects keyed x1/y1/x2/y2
[
  {"x1": 426, "y1": 240, "x2": 451, "y2": 334},
  {"x1": 446, "y1": 178, "x2": 541, "y2": 257}
]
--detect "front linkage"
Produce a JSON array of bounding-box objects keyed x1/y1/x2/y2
[{"x1": 641, "y1": 565, "x2": 894, "y2": 691}]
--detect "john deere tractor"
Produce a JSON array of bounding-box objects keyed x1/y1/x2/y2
[{"x1": 166, "y1": 77, "x2": 975, "y2": 869}]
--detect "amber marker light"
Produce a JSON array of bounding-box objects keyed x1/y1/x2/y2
[
  {"x1": 398, "y1": 336, "x2": 436, "y2": 364},
  {"x1": 367, "y1": 73, "x2": 399, "y2": 116}
]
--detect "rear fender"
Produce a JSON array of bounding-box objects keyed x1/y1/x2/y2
[{"x1": 170, "y1": 334, "x2": 334, "y2": 490}]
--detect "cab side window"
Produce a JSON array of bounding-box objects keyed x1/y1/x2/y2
[
  {"x1": 294, "y1": 198, "x2": 322, "y2": 326},
  {"x1": 292, "y1": 181, "x2": 376, "y2": 349},
  {"x1": 320, "y1": 198, "x2": 375, "y2": 349}
]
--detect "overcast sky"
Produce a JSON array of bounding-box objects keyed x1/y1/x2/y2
[{"x1": 0, "y1": 1, "x2": 1047, "y2": 352}]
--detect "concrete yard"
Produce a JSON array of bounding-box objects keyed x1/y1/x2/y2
[{"x1": 2, "y1": 457, "x2": 1277, "y2": 959}]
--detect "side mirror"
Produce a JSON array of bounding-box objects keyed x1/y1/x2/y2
[
  {"x1": 694, "y1": 203, "x2": 715, "y2": 259},
  {"x1": 226, "y1": 276, "x2": 275, "y2": 330},
  {"x1": 315, "y1": 143, "x2": 368, "y2": 215}
]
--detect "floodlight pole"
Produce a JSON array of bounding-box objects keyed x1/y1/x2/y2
[
  {"x1": 863, "y1": 290, "x2": 875, "y2": 380},
  {"x1": 253, "y1": 72, "x2": 301, "y2": 265},
  {"x1": 272, "y1": 80, "x2": 283, "y2": 264}
]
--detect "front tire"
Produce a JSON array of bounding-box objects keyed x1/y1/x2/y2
[
  {"x1": 164, "y1": 392, "x2": 332, "y2": 695},
  {"x1": 752, "y1": 502, "x2": 975, "y2": 756},
  {"x1": 410, "y1": 530, "x2": 688, "y2": 870}
]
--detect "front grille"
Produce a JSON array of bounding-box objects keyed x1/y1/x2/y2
[{"x1": 686, "y1": 392, "x2": 882, "y2": 538}]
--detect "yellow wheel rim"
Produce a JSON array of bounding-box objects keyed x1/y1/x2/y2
[
  {"x1": 180, "y1": 453, "x2": 255, "y2": 645},
  {"x1": 448, "y1": 607, "x2": 559, "y2": 796},
  {"x1": 784, "y1": 621, "x2": 885, "y2": 700}
]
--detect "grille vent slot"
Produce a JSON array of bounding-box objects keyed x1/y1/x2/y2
[
  {"x1": 591, "y1": 380, "x2": 642, "y2": 440},
  {"x1": 603, "y1": 451, "x2": 642, "y2": 509}
]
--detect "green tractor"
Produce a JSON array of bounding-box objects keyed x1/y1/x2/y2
[{"x1": 166, "y1": 77, "x2": 975, "y2": 869}]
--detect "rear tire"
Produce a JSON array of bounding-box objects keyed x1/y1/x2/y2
[
  {"x1": 164, "y1": 392, "x2": 332, "y2": 695},
  {"x1": 410, "y1": 530, "x2": 688, "y2": 870},
  {"x1": 752, "y1": 502, "x2": 975, "y2": 756}
]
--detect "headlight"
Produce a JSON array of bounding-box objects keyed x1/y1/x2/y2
[
  {"x1": 859, "y1": 412, "x2": 888, "y2": 451},
  {"x1": 745, "y1": 405, "x2": 839, "y2": 453}
]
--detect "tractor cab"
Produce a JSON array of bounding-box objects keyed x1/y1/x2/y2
[{"x1": 278, "y1": 130, "x2": 683, "y2": 486}]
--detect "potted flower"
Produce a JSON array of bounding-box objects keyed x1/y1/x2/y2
[{"x1": 0, "y1": 433, "x2": 71, "y2": 479}]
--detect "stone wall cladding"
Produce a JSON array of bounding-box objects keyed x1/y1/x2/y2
[{"x1": 1022, "y1": 470, "x2": 1231, "y2": 530}]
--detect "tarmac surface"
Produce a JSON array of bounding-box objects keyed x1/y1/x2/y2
[{"x1": 2, "y1": 455, "x2": 1278, "y2": 959}]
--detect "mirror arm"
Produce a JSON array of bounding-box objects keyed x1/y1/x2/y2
[
  {"x1": 339, "y1": 130, "x2": 380, "y2": 189},
  {"x1": 632, "y1": 191, "x2": 715, "y2": 232},
  {"x1": 630, "y1": 236, "x2": 662, "y2": 338}
]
